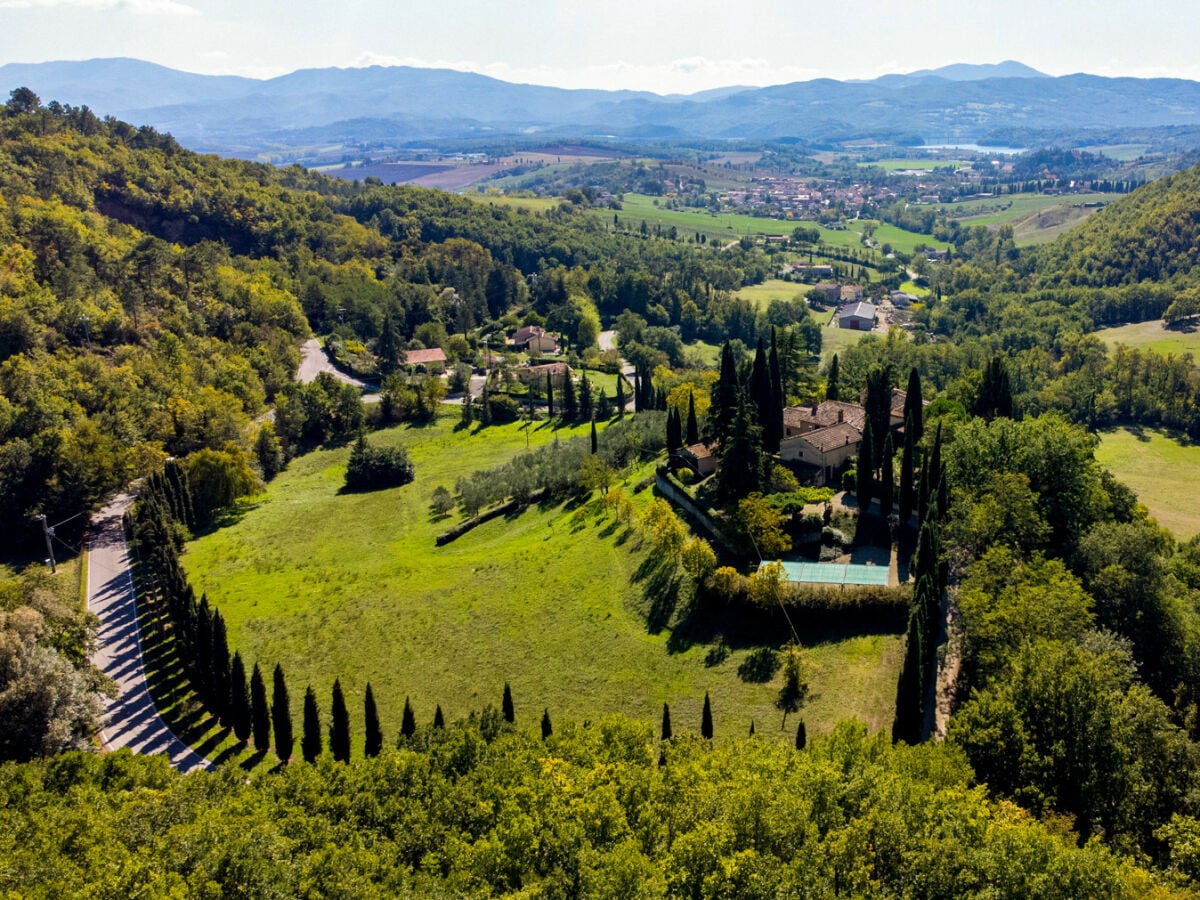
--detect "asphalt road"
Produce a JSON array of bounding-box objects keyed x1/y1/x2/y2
[{"x1": 87, "y1": 493, "x2": 213, "y2": 774}]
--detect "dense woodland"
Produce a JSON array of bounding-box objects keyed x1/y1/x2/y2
[{"x1": 9, "y1": 88, "x2": 1200, "y2": 894}]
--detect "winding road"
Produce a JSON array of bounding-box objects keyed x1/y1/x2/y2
[{"x1": 87, "y1": 493, "x2": 213, "y2": 773}]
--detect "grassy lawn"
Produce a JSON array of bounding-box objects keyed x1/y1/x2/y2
[
  {"x1": 735, "y1": 279, "x2": 808, "y2": 309},
  {"x1": 182, "y1": 408, "x2": 899, "y2": 759},
  {"x1": 857, "y1": 158, "x2": 969, "y2": 172},
  {"x1": 1098, "y1": 320, "x2": 1200, "y2": 358},
  {"x1": 1095, "y1": 427, "x2": 1200, "y2": 539},
  {"x1": 820, "y1": 319, "x2": 873, "y2": 364},
  {"x1": 468, "y1": 193, "x2": 563, "y2": 213}
]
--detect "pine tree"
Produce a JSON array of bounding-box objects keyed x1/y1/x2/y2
[
  {"x1": 363, "y1": 683, "x2": 383, "y2": 758},
  {"x1": 686, "y1": 390, "x2": 699, "y2": 446},
  {"x1": 661, "y1": 702, "x2": 672, "y2": 741},
  {"x1": 302, "y1": 686, "x2": 322, "y2": 763},
  {"x1": 899, "y1": 413, "x2": 916, "y2": 521},
  {"x1": 701, "y1": 692, "x2": 714, "y2": 739},
  {"x1": 879, "y1": 431, "x2": 895, "y2": 517},
  {"x1": 433, "y1": 705, "x2": 445, "y2": 729},
  {"x1": 903, "y1": 368, "x2": 924, "y2": 445},
  {"x1": 251, "y1": 662, "x2": 270, "y2": 753},
  {"x1": 795, "y1": 720, "x2": 807, "y2": 750},
  {"x1": 825, "y1": 353, "x2": 840, "y2": 401},
  {"x1": 330, "y1": 678, "x2": 350, "y2": 763},
  {"x1": 228, "y1": 652, "x2": 251, "y2": 743},
  {"x1": 541, "y1": 708, "x2": 553, "y2": 739},
  {"x1": 856, "y1": 419, "x2": 874, "y2": 511},
  {"x1": 400, "y1": 696, "x2": 416, "y2": 740},
  {"x1": 272, "y1": 663, "x2": 293, "y2": 764},
  {"x1": 502, "y1": 683, "x2": 515, "y2": 723},
  {"x1": 590, "y1": 418, "x2": 598, "y2": 454}
]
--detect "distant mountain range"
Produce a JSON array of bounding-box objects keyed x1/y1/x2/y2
[{"x1": 3, "y1": 57, "x2": 1200, "y2": 157}]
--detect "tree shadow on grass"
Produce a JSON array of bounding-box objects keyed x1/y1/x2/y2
[{"x1": 633, "y1": 554, "x2": 681, "y2": 635}]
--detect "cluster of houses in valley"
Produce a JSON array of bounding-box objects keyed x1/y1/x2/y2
[{"x1": 678, "y1": 389, "x2": 914, "y2": 488}]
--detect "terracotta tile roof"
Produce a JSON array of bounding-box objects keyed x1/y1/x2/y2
[
  {"x1": 403, "y1": 347, "x2": 447, "y2": 366},
  {"x1": 801, "y1": 422, "x2": 862, "y2": 453},
  {"x1": 511, "y1": 325, "x2": 545, "y2": 345},
  {"x1": 783, "y1": 401, "x2": 866, "y2": 431},
  {"x1": 685, "y1": 442, "x2": 713, "y2": 460}
]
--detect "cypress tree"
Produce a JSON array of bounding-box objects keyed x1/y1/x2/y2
[
  {"x1": 194, "y1": 596, "x2": 213, "y2": 701},
  {"x1": 749, "y1": 720, "x2": 756, "y2": 736},
  {"x1": 615, "y1": 376, "x2": 626, "y2": 418},
  {"x1": 590, "y1": 418, "x2": 598, "y2": 454},
  {"x1": 363, "y1": 683, "x2": 383, "y2": 758},
  {"x1": 769, "y1": 327, "x2": 785, "y2": 445},
  {"x1": 502, "y1": 683, "x2": 515, "y2": 723},
  {"x1": 661, "y1": 702, "x2": 672, "y2": 741},
  {"x1": 210, "y1": 610, "x2": 231, "y2": 723},
  {"x1": 302, "y1": 686, "x2": 322, "y2": 763},
  {"x1": 899, "y1": 414, "x2": 916, "y2": 521},
  {"x1": 563, "y1": 370, "x2": 577, "y2": 420},
  {"x1": 701, "y1": 692, "x2": 714, "y2": 739},
  {"x1": 865, "y1": 364, "x2": 893, "y2": 460},
  {"x1": 546, "y1": 373, "x2": 554, "y2": 418},
  {"x1": 251, "y1": 662, "x2": 270, "y2": 753},
  {"x1": 917, "y1": 447, "x2": 931, "y2": 526},
  {"x1": 856, "y1": 419, "x2": 874, "y2": 511},
  {"x1": 879, "y1": 431, "x2": 895, "y2": 517},
  {"x1": 717, "y1": 395, "x2": 764, "y2": 503},
  {"x1": 330, "y1": 679, "x2": 351, "y2": 763},
  {"x1": 271, "y1": 663, "x2": 293, "y2": 764},
  {"x1": 541, "y1": 708, "x2": 553, "y2": 739},
  {"x1": 460, "y1": 392, "x2": 473, "y2": 426},
  {"x1": 825, "y1": 353, "x2": 840, "y2": 401},
  {"x1": 480, "y1": 389, "x2": 492, "y2": 425},
  {"x1": 903, "y1": 368, "x2": 924, "y2": 445},
  {"x1": 632, "y1": 371, "x2": 642, "y2": 413},
  {"x1": 686, "y1": 390, "x2": 699, "y2": 446},
  {"x1": 666, "y1": 407, "x2": 682, "y2": 451},
  {"x1": 712, "y1": 341, "x2": 739, "y2": 443},
  {"x1": 795, "y1": 720, "x2": 807, "y2": 750},
  {"x1": 750, "y1": 338, "x2": 778, "y2": 452},
  {"x1": 579, "y1": 370, "x2": 593, "y2": 421},
  {"x1": 433, "y1": 704, "x2": 445, "y2": 729},
  {"x1": 400, "y1": 696, "x2": 416, "y2": 740},
  {"x1": 892, "y1": 605, "x2": 926, "y2": 745},
  {"x1": 228, "y1": 652, "x2": 251, "y2": 743}
]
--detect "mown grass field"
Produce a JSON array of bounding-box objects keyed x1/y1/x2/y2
[
  {"x1": 182, "y1": 409, "x2": 900, "y2": 759},
  {"x1": 1096, "y1": 427, "x2": 1200, "y2": 539},
  {"x1": 735, "y1": 279, "x2": 808, "y2": 309},
  {"x1": 1098, "y1": 320, "x2": 1200, "y2": 358},
  {"x1": 857, "y1": 158, "x2": 969, "y2": 172}
]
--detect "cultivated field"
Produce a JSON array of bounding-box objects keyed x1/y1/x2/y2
[
  {"x1": 937, "y1": 192, "x2": 1120, "y2": 245},
  {"x1": 182, "y1": 410, "x2": 900, "y2": 758},
  {"x1": 1098, "y1": 320, "x2": 1200, "y2": 357},
  {"x1": 1096, "y1": 427, "x2": 1200, "y2": 539}
]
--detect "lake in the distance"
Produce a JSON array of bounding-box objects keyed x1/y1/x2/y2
[{"x1": 920, "y1": 143, "x2": 1027, "y2": 155}]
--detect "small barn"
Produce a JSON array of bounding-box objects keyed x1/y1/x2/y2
[{"x1": 838, "y1": 301, "x2": 876, "y2": 331}]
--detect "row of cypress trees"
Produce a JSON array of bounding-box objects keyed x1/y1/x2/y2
[{"x1": 659, "y1": 694, "x2": 809, "y2": 750}]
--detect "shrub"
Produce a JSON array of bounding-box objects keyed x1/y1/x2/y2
[{"x1": 344, "y1": 435, "x2": 415, "y2": 492}]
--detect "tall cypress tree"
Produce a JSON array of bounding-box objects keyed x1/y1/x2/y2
[
  {"x1": 712, "y1": 341, "x2": 740, "y2": 443},
  {"x1": 856, "y1": 419, "x2": 874, "y2": 511},
  {"x1": 590, "y1": 418, "x2": 598, "y2": 454},
  {"x1": 899, "y1": 413, "x2": 916, "y2": 521},
  {"x1": 750, "y1": 338, "x2": 778, "y2": 452},
  {"x1": 917, "y1": 447, "x2": 931, "y2": 526},
  {"x1": 228, "y1": 652, "x2": 251, "y2": 743},
  {"x1": 251, "y1": 662, "x2": 270, "y2": 753},
  {"x1": 615, "y1": 376, "x2": 626, "y2": 419},
  {"x1": 666, "y1": 407, "x2": 682, "y2": 451},
  {"x1": 686, "y1": 390, "x2": 699, "y2": 446},
  {"x1": 400, "y1": 696, "x2": 416, "y2": 740},
  {"x1": 502, "y1": 683, "x2": 515, "y2": 724},
  {"x1": 769, "y1": 328, "x2": 785, "y2": 445},
  {"x1": 661, "y1": 702, "x2": 672, "y2": 741},
  {"x1": 563, "y1": 370, "x2": 577, "y2": 420},
  {"x1": 330, "y1": 678, "x2": 350, "y2": 763},
  {"x1": 363, "y1": 683, "x2": 383, "y2": 758},
  {"x1": 272, "y1": 664, "x2": 293, "y2": 764},
  {"x1": 795, "y1": 720, "x2": 807, "y2": 750},
  {"x1": 825, "y1": 353, "x2": 841, "y2": 401},
  {"x1": 879, "y1": 431, "x2": 895, "y2": 517},
  {"x1": 541, "y1": 708, "x2": 553, "y2": 740},
  {"x1": 546, "y1": 373, "x2": 554, "y2": 418},
  {"x1": 903, "y1": 368, "x2": 924, "y2": 445},
  {"x1": 717, "y1": 395, "x2": 764, "y2": 503},
  {"x1": 701, "y1": 692, "x2": 714, "y2": 739},
  {"x1": 302, "y1": 686, "x2": 322, "y2": 763},
  {"x1": 864, "y1": 364, "x2": 893, "y2": 461},
  {"x1": 210, "y1": 610, "x2": 231, "y2": 723},
  {"x1": 579, "y1": 370, "x2": 593, "y2": 422}
]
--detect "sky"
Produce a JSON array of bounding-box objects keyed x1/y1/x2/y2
[{"x1": 2, "y1": 0, "x2": 1200, "y2": 93}]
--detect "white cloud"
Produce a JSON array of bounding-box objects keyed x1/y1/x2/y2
[{"x1": 0, "y1": 0, "x2": 198, "y2": 15}]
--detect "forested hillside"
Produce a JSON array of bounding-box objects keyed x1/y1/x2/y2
[{"x1": 0, "y1": 90, "x2": 771, "y2": 548}]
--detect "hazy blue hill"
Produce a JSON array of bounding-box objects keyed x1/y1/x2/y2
[{"x1": 4, "y1": 57, "x2": 1200, "y2": 154}]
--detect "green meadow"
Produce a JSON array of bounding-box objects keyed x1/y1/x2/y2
[
  {"x1": 1098, "y1": 320, "x2": 1200, "y2": 358},
  {"x1": 182, "y1": 409, "x2": 900, "y2": 759},
  {"x1": 1095, "y1": 427, "x2": 1200, "y2": 539}
]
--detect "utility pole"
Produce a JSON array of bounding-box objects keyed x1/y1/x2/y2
[{"x1": 38, "y1": 514, "x2": 57, "y2": 574}]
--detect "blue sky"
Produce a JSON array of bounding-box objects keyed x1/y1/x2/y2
[{"x1": 1, "y1": 0, "x2": 1198, "y2": 92}]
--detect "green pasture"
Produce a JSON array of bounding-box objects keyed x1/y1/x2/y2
[
  {"x1": 182, "y1": 409, "x2": 900, "y2": 759},
  {"x1": 1098, "y1": 320, "x2": 1200, "y2": 358},
  {"x1": 469, "y1": 193, "x2": 563, "y2": 213},
  {"x1": 939, "y1": 192, "x2": 1117, "y2": 226},
  {"x1": 735, "y1": 279, "x2": 808, "y2": 309},
  {"x1": 856, "y1": 158, "x2": 969, "y2": 172},
  {"x1": 1095, "y1": 427, "x2": 1200, "y2": 539}
]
